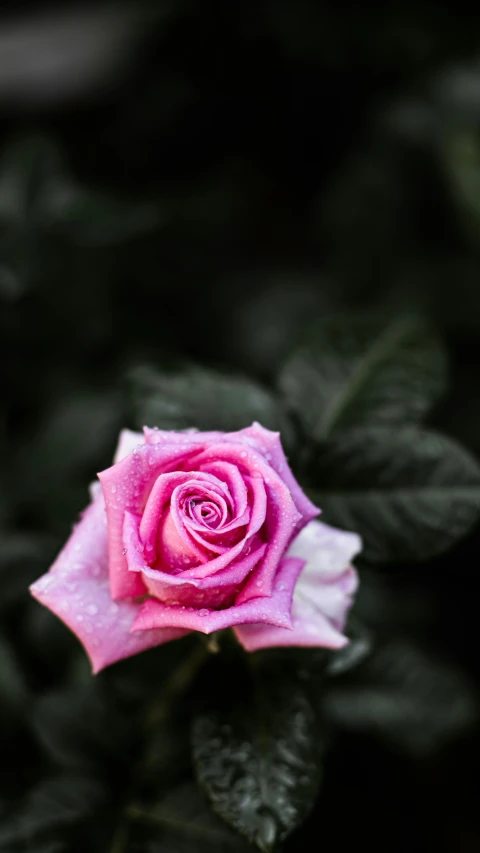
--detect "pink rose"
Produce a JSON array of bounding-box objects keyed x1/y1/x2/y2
[{"x1": 30, "y1": 423, "x2": 361, "y2": 672}]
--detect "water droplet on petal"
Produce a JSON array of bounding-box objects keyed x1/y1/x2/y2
[{"x1": 86, "y1": 604, "x2": 98, "y2": 616}]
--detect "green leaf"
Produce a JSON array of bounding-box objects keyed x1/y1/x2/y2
[
  {"x1": 441, "y1": 128, "x2": 480, "y2": 241},
  {"x1": 128, "y1": 780, "x2": 252, "y2": 853},
  {"x1": 31, "y1": 684, "x2": 131, "y2": 774},
  {"x1": 278, "y1": 313, "x2": 447, "y2": 439},
  {"x1": 323, "y1": 639, "x2": 478, "y2": 757},
  {"x1": 308, "y1": 426, "x2": 480, "y2": 562},
  {"x1": 0, "y1": 135, "x2": 63, "y2": 226},
  {"x1": 0, "y1": 136, "x2": 63, "y2": 298},
  {"x1": 129, "y1": 364, "x2": 294, "y2": 443},
  {"x1": 326, "y1": 617, "x2": 373, "y2": 676},
  {"x1": 192, "y1": 662, "x2": 324, "y2": 852},
  {"x1": 0, "y1": 134, "x2": 160, "y2": 298},
  {"x1": 0, "y1": 775, "x2": 106, "y2": 848},
  {"x1": 0, "y1": 533, "x2": 55, "y2": 610},
  {"x1": 0, "y1": 634, "x2": 29, "y2": 726},
  {"x1": 50, "y1": 186, "x2": 161, "y2": 246}
]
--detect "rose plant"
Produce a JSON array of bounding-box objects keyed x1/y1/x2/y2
[{"x1": 30, "y1": 422, "x2": 361, "y2": 672}]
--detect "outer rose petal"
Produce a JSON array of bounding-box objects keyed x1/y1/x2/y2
[
  {"x1": 29, "y1": 497, "x2": 188, "y2": 673},
  {"x1": 233, "y1": 520, "x2": 361, "y2": 652},
  {"x1": 131, "y1": 557, "x2": 304, "y2": 635},
  {"x1": 230, "y1": 422, "x2": 319, "y2": 526}
]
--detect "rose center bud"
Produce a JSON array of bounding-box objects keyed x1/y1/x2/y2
[
  {"x1": 188, "y1": 498, "x2": 222, "y2": 529},
  {"x1": 153, "y1": 482, "x2": 239, "y2": 574}
]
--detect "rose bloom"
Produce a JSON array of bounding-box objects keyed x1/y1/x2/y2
[{"x1": 30, "y1": 423, "x2": 361, "y2": 672}]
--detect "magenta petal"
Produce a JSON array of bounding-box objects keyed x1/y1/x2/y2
[
  {"x1": 229, "y1": 423, "x2": 320, "y2": 524},
  {"x1": 196, "y1": 461, "x2": 249, "y2": 518},
  {"x1": 123, "y1": 511, "x2": 267, "y2": 607},
  {"x1": 234, "y1": 520, "x2": 361, "y2": 652},
  {"x1": 131, "y1": 556, "x2": 304, "y2": 635},
  {"x1": 144, "y1": 427, "x2": 223, "y2": 445},
  {"x1": 139, "y1": 471, "x2": 227, "y2": 555},
  {"x1": 98, "y1": 440, "x2": 202, "y2": 599},
  {"x1": 187, "y1": 441, "x2": 301, "y2": 601},
  {"x1": 29, "y1": 497, "x2": 189, "y2": 674}
]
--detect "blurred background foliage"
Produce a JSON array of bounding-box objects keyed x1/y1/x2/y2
[{"x1": 2, "y1": 1, "x2": 480, "y2": 851}]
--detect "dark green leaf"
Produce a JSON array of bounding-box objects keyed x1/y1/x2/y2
[
  {"x1": 0, "y1": 136, "x2": 63, "y2": 298},
  {"x1": 0, "y1": 533, "x2": 55, "y2": 609},
  {"x1": 0, "y1": 135, "x2": 63, "y2": 226},
  {"x1": 0, "y1": 775, "x2": 106, "y2": 848},
  {"x1": 0, "y1": 634, "x2": 29, "y2": 725},
  {"x1": 128, "y1": 780, "x2": 251, "y2": 853},
  {"x1": 278, "y1": 314, "x2": 446, "y2": 439},
  {"x1": 51, "y1": 186, "x2": 161, "y2": 246},
  {"x1": 192, "y1": 663, "x2": 324, "y2": 852},
  {"x1": 323, "y1": 640, "x2": 478, "y2": 757},
  {"x1": 308, "y1": 426, "x2": 480, "y2": 562},
  {"x1": 441, "y1": 127, "x2": 480, "y2": 241},
  {"x1": 130, "y1": 364, "x2": 293, "y2": 441},
  {"x1": 326, "y1": 617, "x2": 373, "y2": 676},
  {"x1": 31, "y1": 684, "x2": 131, "y2": 773}
]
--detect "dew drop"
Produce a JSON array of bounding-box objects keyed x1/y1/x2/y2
[
  {"x1": 86, "y1": 604, "x2": 98, "y2": 616},
  {"x1": 198, "y1": 608, "x2": 209, "y2": 617},
  {"x1": 111, "y1": 485, "x2": 117, "y2": 494}
]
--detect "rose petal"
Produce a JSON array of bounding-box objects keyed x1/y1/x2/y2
[
  {"x1": 131, "y1": 556, "x2": 304, "y2": 635},
  {"x1": 288, "y1": 519, "x2": 362, "y2": 581},
  {"x1": 139, "y1": 470, "x2": 229, "y2": 557},
  {"x1": 229, "y1": 423, "x2": 319, "y2": 525},
  {"x1": 195, "y1": 461, "x2": 248, "y2": 519},
  {"x1": 123, "y1": 510, "x2": 267, "y2": 607},
  {"x1": 98, "y1": 440, "x2": 203, "y2": 599},
  {"x1": 144, "y1": 427, "x2": 224, "y2": 445},
  {"x1": 29, "y1": 497, "x2": 189, "y2": 674},
  {"x1": 233, "y1": 520, "x2": 361, "y2": 652},
  {"x1": 184, "y1": 441, "x2": 300, "y2": 601}
]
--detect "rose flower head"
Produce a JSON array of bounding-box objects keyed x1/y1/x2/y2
[{"x1": 30, "y1": 423, "x2": 361, "y2": 672}]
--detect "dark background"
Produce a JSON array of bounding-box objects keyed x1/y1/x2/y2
[{"x1": 1, "y1": 2, "x2": 480, "y2": 851}]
